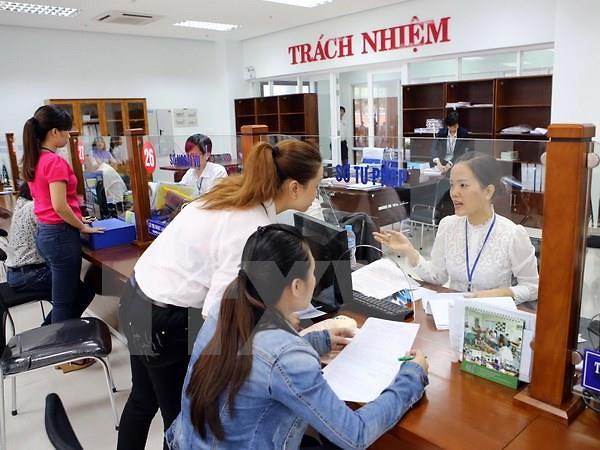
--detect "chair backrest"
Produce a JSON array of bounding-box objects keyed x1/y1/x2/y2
[
  {"x1": 45, "y1": 393, "x2": 83, "y2": 450},
  {"x1": 0, "y1": 293, "x2": 8, "y2": 354}
]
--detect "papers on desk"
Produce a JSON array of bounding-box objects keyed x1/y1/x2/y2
[
  {"x1": 422, "y1": 167, "x2": 443, "y2": 177},
  {"x1": 351, "y1": 259, "x2": 420, "y2": 300},
  {"x1": 423, "y1": 293, "x2": 465, "y2": 330},
  {"x1": 296, "y1": 304, "x2": 326, "y2": 320},
  {"x1": 346, "y1": 183, "x2": 382, "y2": 191},
  {"x1": 322, "y1": 318, "x2": 419, "y2": 403}
]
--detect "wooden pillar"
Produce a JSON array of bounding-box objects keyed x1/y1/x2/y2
[
  {"x1": 68, "y1": 131, "x2": 85, "y2": 197},
  {"x1": 514, "y1": 123, "x2": 595, "y2": 423},
  {"x1": 126, "y1": 128, "x2": 153, "y2": 247},
  {"x1": 5, "y1": 133, "x2": 20, "y2": 192},
  {"x1": 240, "y1": 124, "x2": 268, "y2": 163}
]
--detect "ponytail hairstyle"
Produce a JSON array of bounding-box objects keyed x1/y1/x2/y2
[
  {"x1": 185, "y1": 133, "x2": 213, "y2": 155},
  {"x1": 186, "y1": 224, "x2": 312, "y2": 440},
  {"x1": 22, "y1": 105, "x2": 72, "y2": 181},
  {"x1": 201, "y1": 139, "x2": 321, "y2": 210}
]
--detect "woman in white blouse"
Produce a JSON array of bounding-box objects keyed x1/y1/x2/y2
[
  {"x1": 117, "y1": 139, "x2": 323, "y2": 450},
  {"x1": 374, "y1": 152, "x2": 538, "y2": 304},
  {"x1": 179, "y1": 133, "x2": 227, "y2": 196}
]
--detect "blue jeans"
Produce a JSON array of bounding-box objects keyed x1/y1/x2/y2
[
  {"x1": 36, "y1": 223, "x2": 95, "y2": 323},
  {"x1": 7, "y1": 265, "x2": 53, "y2": 324}
]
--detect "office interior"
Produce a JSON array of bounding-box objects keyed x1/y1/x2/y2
[{"x1": 1, "y1": 0, "x2": 600, "y2": 448}]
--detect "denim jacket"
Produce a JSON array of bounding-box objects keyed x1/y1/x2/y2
[{"x1": 166, "y1": 315, "x2": 428, "y2": 450}]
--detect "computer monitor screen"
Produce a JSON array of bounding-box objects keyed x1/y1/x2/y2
[{"x1": 293, "y1": 212, "x2": 353, "y2": 312}]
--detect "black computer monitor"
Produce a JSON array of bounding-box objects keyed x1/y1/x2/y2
[{"x1": 293, "y1": 212, "x2": 353, "y2": 312}]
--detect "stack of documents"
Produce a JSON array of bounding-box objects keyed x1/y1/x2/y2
[
  {"x1": 322, "y1": 318, "x2": 420, "y2": 403},
  {"x1": 351, "y1": 259, "x2": 419, "y2": 299}
]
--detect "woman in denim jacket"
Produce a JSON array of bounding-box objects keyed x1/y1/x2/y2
[{"x1": 167, "y1": 224, "x2": 429, "y2": 450}]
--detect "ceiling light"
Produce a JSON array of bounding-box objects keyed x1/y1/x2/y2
[
  {"x1": 0, "y1": 1, "x2": 79, "y2": 17},
  {"x1": 173, "y1": 20, "x2": 238, "y2": 31},
  {"x1": 262, "y1": 0, "x2": 334, "y2": 7}
]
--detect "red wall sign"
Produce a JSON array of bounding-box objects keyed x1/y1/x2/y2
[
  {"x1": 77, "y1": 142, "x2": 85, "y2": 165},
  {"x1": 288, "y1": 16, "x2": 451, "y2": 65},
  {"x1": 143, "y1": 141, "x2": 157, "y2": 174}
]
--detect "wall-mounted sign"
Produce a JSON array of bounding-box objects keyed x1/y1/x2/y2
[
  {"x1": 143, "y1": 141, "x2": 157, "y2": 174},
  {"x1": 174, "y1": 108, "x2": 198, "y2": 128},
  {"x1": 288, "y1": 16, "x2": 450, "y2": 66},
  {"x1": 77, "y1": 142, "x2": 85, "y2": 165}
]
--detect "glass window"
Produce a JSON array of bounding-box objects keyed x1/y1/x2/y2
[
  {"x1": 461, "y1": 53, "x2": 518, "y2": 79},
  {"x1": 261, "y1": 81, "x2": 310, "y2": 97},
  {"x1": 522, "y1": 48, "x2": 554, "y2": 75},
  {"x1": 408, "y1": 58, "x2": 457, "y2": 84}
]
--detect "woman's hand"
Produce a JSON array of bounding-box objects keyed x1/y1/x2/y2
[
  {"x1": 328, "y1": 327, "x2": 354, "y2": 352},
  {"x1": 80, "y1": 225, "x2": 105, "y2": 234},
  {"x1": 372, "y1": 230, "x2": 419, "y2": 266},
  {"x1": 406, "y1": 349, "x2": 429, "y2": 375},
  {"x1": 467, "y1": 288, "x2": 514, "y2": 299}
]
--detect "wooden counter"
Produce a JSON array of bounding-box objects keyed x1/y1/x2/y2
[{"x1": 81, "y1": 245, "x2": 600, "y2": 449}]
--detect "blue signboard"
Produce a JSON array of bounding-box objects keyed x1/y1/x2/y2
[{"x1": 582, "y1": 349, "x2": 600, "y2": 394}]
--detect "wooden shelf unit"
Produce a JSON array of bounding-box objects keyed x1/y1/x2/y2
[
  {"x1": 402, "y1": 75, "x2": 552, "y2": 228},
  {"x1": 234, "y1": 93, "x2": 318, "y2": 136},
  {"x1": 46, "y1": 98, "x2": 148, "y2": 137}
]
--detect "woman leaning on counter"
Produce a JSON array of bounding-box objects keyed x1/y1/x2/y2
[
  {"x1": 117, "y1": 139, "x2": 323, "y2": 450},
  {"x1": 375, "y1": 151, "x2": 539, "y2": 304}
]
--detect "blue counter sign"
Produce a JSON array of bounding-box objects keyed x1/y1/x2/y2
[{"x1": 582, "y1": 349, "x2": 600, "y2": 394}]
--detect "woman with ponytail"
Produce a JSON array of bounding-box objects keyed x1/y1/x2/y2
[
  {"x1": 22, "y1": 106, "x2": 99, "y2": 348},
  {"x1": 118, "y1": 140, "x2": 323, "y2": 449},
  {"x1": 166, "y1": 224, "x2": 429, "y2": 449}
]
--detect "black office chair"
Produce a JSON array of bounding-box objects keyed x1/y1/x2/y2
[
  {"x1": 409, "y1": 178, "x2": 450, "y2": 250},
  {"x1": 0, "y1": 302, "x2": 118, "y2": 449},
  {"x1": 45, "y1": 393, "x2": 83, "y2": 450}
]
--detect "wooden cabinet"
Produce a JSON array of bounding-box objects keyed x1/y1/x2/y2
[
  {"x1": 402, "y1": 75, "x2": 552, "y2": 228},
  {"x1": 234, "y1": 93, "x2": 318, "y2": 136},
  {"x1": 46, "y1": 98, "x2": 148, "y2": 137}
]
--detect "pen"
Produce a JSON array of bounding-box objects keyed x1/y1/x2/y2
[{"x1": 397, "y1": 356, "x2": 415, "y2": 362}]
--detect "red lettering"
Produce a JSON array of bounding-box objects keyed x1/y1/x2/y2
[
  {"x1": 338, "y1": 35, "x2": 354, "y2": 58},
  {"x1": 299, "y1": 43, "x2": 313, "y2": 63},
  {"x1": 425, "y1": 17, "x2": 451, "y2": 44},
  {"x1": 324, "y1": 38, "x2": 338, "y2": 59},
  {"x1": 361, "y1": 31, "x2": 377, "y2": 55},
  {"x1": 288, "y1": 45, "x2": 301, "y2": 65}
]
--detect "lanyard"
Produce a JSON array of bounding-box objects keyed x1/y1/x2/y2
[{"x1": 465, "y1": 213, "x2": 496, "y2": 292}]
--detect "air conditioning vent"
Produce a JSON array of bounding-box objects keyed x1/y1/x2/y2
[{"x1": 95, "y1": 11, "x2": 161, "y2": 26}]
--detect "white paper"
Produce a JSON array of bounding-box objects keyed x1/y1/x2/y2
[
  {"x1": 323, "y1": 318, "x2": 419, "y2": 403},
  {"x1": 296, "y1": 304, "x2": 326, "y2": 320},
  {"x1": 351, "y1": 258, "x2": 419, "y2": 300},
  {"x1": 578, "y1": 333, "x2": 587, "y2": 344}
]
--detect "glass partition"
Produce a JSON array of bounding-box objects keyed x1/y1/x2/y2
[{"x1": 0, "y1": 138, "x2": 14, "y2": 193}]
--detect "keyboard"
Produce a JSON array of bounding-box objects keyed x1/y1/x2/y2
[{"x1": 349, "y1": 291, "x2": 414, "y2": 321}]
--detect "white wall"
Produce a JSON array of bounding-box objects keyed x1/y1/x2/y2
[
  {"x1": 0, "y1": 25, "x2": 247, "y2": 143},
  {"x1": 243, "y1": 0, "x2": 555, "y2": 79}
]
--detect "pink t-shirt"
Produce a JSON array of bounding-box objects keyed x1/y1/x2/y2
[{"x1": 29, "y1": 151, "x2": 82, "y2": 224}]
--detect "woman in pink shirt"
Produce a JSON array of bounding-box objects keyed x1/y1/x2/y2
[{"x1": 22, "y1": 105, "x2": 102, "y2": 331}]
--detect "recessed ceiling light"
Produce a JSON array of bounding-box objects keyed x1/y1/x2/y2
[
  {"x1": 0, "y1": 1, "x2": 79, "y2": 17},
  {"x1": 262, "y1": 0, "x2": 333, "y2": 7},
  {"x1": 173, "y1": 20, "x2": 238, "y2": 31}
]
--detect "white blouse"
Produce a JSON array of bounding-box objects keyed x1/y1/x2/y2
[
  {"x1": 180, "y1": 162, "x2": 228, "y2": 196},
  {"x1": 412, "y1": 214, "x2": 539, "y2": 304},
  {"x1": 134, "y1": 200, "x2": 277, "y2": 316}
]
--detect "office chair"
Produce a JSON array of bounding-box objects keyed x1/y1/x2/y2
[
  {"x1": 45, "y1": 393, "x2": 83, "y2": 450},
  {"x1": 409, "y1": 178, "x2": 449, "y2": 250},
  {"x1": 0, "y1": 303, "x2": 119, "y2": 450}
]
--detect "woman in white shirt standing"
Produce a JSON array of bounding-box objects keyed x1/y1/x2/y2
[
  {"x1": 179, "y1": 133, "x2": 227, "y2": 196},
  {"x1": 117, "y1": 139, "x2": 323, "y2": 450},
  {"x1": 374, "y1": 152, "x2": 538, "y2": 304}
]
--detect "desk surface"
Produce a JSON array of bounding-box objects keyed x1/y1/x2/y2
[
  {"x1": 82, "y1": 245, "x2": 600, "y2": 449},
  {"x1": 340, "y1": 297, "x2": 600, "y2": 450}
]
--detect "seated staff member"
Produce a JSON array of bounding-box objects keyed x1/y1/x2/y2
[
  {"x1": 375, "y1": 152, "x2": 538, "y2": 304},
  {"x1": 166, "y1": 224, "x2": 429, "y2": 450},
  {"x1": 179, "y1": 133, "x2": 227, "y2": 196},
  {"x1": 431, "y1": 111, "x2": 469, "y2": 174},
  {"x1": 117, "y1": 140, "x2": 323, "y2": 450},
  {"x1": 6, "y1": 182, "x2": 52, "y2": 323}
]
